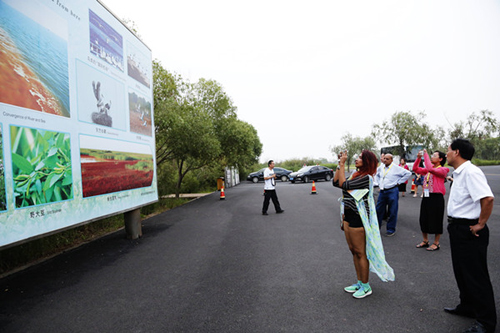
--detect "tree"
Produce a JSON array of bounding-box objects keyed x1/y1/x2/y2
[
  {"x1": 153, "y1": 61, "x2": 262, "y2": 196},
  {"x1": 121, "y1": 19, "x2": 141, "y2": 39},
  {"x1": 154, "y1": 78, "x2": 221, "y2": 197},
  {"x1": 168, "y1": 104, "x2": 222, "y2": 198},
  {"x1": 372, "y1": 111, "x2": 440, "y2": 156},
  {"x1": 448, "y1": 110, "x2": 500, "y2": 160},
  {"x1": 476, "y1": 137, "x2": 500, "y2": 160},
  {"x1": 153, "y1": 60, "x2": 181, "y2": 167},
  {"x1": 448, "y1": 110, "x2": 498, "y2": 141},
  {"x1": 330, "y1": 133, "x2": 376, "y2": 171},
  {"x1": 218, "y1": 118, "x2": 262, "y2": 168}
]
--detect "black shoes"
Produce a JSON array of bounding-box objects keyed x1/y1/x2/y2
[
  {"x1": 444, "y1": 307, "x2": 495, "y2": 333},
  {"x1": 262, "y1": 210, "x2": 284, "y2": 215},
  {"x1": 443, "y1": 306, "x2": 475, "y2": 318},
  {"x1": 462, "y1": 321, "x2": 487, "y2": 333}
]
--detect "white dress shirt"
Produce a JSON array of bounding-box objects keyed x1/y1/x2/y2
[{"x1": 447, "y1": 161, "x2": 494, "y2": 219}]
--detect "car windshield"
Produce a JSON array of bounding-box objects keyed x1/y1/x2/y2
[{"x1": 297, "y1": 166, "x2": 313, "y2": 173}]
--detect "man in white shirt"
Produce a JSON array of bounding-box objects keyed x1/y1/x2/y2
[
  {"x1": 374, "y1": 154, "x2": 411, "y2": 236},
  {"x1": 444, "y1": 138, "x2": 496, "y2": 333},
  {"x1": 262, "y1": 160, "x2": 284, "y2": 215}
]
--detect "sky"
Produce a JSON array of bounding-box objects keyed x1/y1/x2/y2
[{"x1": 101, "y1": 0, "x2": 500, "y2": 163}]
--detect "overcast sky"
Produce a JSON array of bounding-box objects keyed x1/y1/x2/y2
[{"x1": 101, "y1": 0, "x2": 500, "y2": 162}]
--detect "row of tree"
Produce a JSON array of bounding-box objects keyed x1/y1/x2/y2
[
  {"x1": 153, "y1": 60, "x2": 262, "y2": 197},
  {"x1": 331, "y1": 110, "x2": 500, "y2": 169}
]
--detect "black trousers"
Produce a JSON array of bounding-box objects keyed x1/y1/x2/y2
[
  {"x1": 262, "y1": 190, "x2": 282, "y2": 213},
  {"x1": 448, "y1": 223, "x2": 497, "y2": 331}
]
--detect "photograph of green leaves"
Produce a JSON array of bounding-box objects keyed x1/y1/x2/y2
[{"x1": 11, "y1": 126, "x2": 73, "y2": 208}]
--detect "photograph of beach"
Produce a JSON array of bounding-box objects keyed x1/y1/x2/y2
[
  {"x1": 128, "y1": 90, "x2": 152, "y2": 136},
  {"x1": 127, "y1": 42, "x2": 151, "y2": 88},
  {"x1": 75, "y1": 60, "x2": 127, "y2": 131},
  {"x1": 89, "y1": 9, "x2": 124, "y2": 72},
  {"x1": 0, "y1": 0, "x2": 70, "y2": 117}
]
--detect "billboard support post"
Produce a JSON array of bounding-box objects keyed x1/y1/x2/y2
[{"x1": 124, "y1": 209, "x2": 142, "y2": 239}]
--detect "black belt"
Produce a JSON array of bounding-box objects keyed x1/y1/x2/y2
[
  {"x1": 380, "y1": 185, "x2": 397, "y2": 192},
  {"x1": 447, "y1": 217, "x2": 478, "y2": 225}
]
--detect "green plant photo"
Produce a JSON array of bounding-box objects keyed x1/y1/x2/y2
[{"x1": 10, "y1": 126, "x2": 73, "y2": 208}]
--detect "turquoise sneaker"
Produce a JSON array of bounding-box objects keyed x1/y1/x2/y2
[
  {"x1": 353, "y1": 285, "x2": 372, "y2": 299},
  {"x1": 344, "y1": 283, "x2": 360, "y2": 293}
]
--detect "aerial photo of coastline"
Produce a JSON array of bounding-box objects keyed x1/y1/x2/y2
[
  {"x1": 89, "y1": 9, "x2": 124, "y2": 72},
  {"x1": 127, "y1": 42, "x2": 151, "y2": 88},
  {"x1": 0, "y1": 0, "x2": 70, "y2": 117}
]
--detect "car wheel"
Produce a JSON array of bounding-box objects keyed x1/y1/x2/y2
[
  {"x1": 325, "y1": 174, "x2": 332, "y2": 181},
  {"x1": 252, "y1": 177, "x2": 259, "y2": 183},
  {"x1": 281, "y1": 175, "x2": 287, "y2": 182},
  {"x1": 303, "y1": 176, "x2": 309, "y2": 183}
]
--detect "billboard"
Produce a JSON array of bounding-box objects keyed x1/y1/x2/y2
[{"x1": 0, "y1": 0, "x2": 157, "y2": 248}]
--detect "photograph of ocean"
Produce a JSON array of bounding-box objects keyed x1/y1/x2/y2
[
  {"x1": 0, "y1": 0, "x2": 70, "y2": 117},
  {"x1": 89, "y1": 9, "x2": 124, "y2": 72}
]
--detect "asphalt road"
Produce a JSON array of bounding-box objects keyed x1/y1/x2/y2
[{"x1": 1, "y1": 166, "x2": 499, "y2": 333}]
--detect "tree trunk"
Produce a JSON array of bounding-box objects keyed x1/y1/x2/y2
[{"x1": 175, "y1": 160, "x2": 184, "y2": 199}]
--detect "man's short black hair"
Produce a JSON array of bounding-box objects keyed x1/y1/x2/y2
[
  {"x1": 450, "y1": 138, "x2": 475, "y2": 161},
  {"x1": 268, "y1": 160, "x2": 274, "y2": 166}
]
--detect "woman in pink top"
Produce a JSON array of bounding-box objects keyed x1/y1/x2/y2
[
  {"x1": 398, "y1": 158, "x2": 410, "y2": 197},
  {"x1": 413, "y1": 149, "x2": 449, "y2": 251}
]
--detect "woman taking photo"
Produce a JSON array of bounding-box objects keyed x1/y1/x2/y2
[
  {"x1": 333, "y1": 150, "x2": 394, "y2": 299},
  {"x1": 413, "y1": 149, "x2": 449, "y2": 251},
  {"x1": 398, "y1": 157, "x2": 410, "y2": 197}
]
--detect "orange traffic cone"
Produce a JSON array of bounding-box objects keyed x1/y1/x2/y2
[
  {"x1": 311, "y1": 181, "x2": 317, "y2": 194},
  {"x1": 220, "y1": 186, "x2": 226, "y2": 200},
  {"x1": 410, "y1": 180, "x2": 416, "y2": 194}
]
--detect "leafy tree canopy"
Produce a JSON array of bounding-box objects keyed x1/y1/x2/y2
[
  {"x1": 372, "y1": 111, "x2": 440, "y2": 156},
  {"x1": 153, "y1": 61, "x2": 262, "y2": 196},
  {"x1": 330, "y1": 133, "x2": 376, "y2": 171}
]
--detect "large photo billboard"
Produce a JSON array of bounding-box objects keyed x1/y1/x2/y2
[{"x1": 0, "y1": 0, "x2": 157, "y2": 248}]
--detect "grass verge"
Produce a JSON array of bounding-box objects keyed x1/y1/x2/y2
[{"x1": 0, "y1": 197, "x2": 190, "y2": 277}]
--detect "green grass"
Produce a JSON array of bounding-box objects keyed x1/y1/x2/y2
[
  {"x1": 472, "y1": 159, "x2": 500, "y2": 166},
  {"x1": 0, "y1": 197, "x2": 190, "y2": 276}
]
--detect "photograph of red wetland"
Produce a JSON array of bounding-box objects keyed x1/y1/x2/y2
[{"x1": 80, "y1": 148, "x2": 154, "y2": 197}]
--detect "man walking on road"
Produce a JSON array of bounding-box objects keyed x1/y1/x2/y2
[
  {"x1": 262, "y1": 160, "x2": 284, "y2": 215},
  {"x1": 374, "y1": 154, "x2": 411, "y2": 236},
  {"x1": 444, "y1": 138, "x2": 496, "y2": 333}
]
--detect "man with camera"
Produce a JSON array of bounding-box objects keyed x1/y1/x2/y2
[{"x1": 262, "y1": 160, "x2": 284, "y2": 215}]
